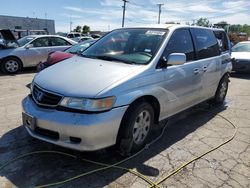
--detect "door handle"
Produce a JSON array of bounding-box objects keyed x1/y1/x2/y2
[
  {"x1": 193, "y1": 68, "x2": 200, "y2": 75},
  {"x1": 203, "y1": 66, "x2": 207, "y2": 72}
]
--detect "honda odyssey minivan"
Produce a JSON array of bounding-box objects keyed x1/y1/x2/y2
[{"x1": 22, "y1": 25, "x2": 232, "y2": 155}]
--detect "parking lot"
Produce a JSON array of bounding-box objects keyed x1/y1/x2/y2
[{"x1": 0, "y1": 70, "x2": 249, "y2": 188}]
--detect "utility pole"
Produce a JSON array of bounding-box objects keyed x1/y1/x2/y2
[
  {"x1": 122, "y1": 0, "x2": 128, "y2": 27},
  {"x1": 70, "y1": 15, "x2": 73, "y2": 32},
  {"x1": 45, "y1": 12, "x2": 48, "y2": 34},
  {"x1": 157, "y1": 3, "x2": 164, "y2": 24},
  {"x1": 192, "y1": 19, "x2": 196, "y2": 26}
]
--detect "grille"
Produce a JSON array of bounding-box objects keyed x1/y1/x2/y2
[{"x1": 32, "y1": 84, "x2": 62, "y2": 107}]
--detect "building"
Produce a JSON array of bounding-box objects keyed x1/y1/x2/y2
[{"x1": 0, "y1": 15, "x2": 55, "y2": 38}]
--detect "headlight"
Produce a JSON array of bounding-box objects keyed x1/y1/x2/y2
[{"x1": 60, "y1": 96, "x2": 116, "y2": 112}]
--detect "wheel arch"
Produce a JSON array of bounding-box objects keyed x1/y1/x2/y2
[
  {"x1": 219, "y1": 72, "x2": 230, "y2": 85},
  {"x1": 1, "y1": 55, "x2": 24, "y2": 68},
  {"x1": 116, "y1": 95, "x2": 161, "y2": 153},
  {"x1": 126, "y1": 95, "x2": 161, "y2": 124}
]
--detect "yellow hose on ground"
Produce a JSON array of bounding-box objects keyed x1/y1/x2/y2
[
  {"x1": 147, "y1": 113, "x2": 237, "y2": 188},
  {"x1": 0, "y1": 112, "x2": 237, "y2": 188},
  {"x1": 35, "y1": 149, "x2": 160, "y2": 188}
]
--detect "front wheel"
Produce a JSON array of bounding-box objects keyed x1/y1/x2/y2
[
  {"x1": 1, "y1": 57, "x2": 22, "y2": 74},
  {"x1": 118, "y1": 102, "x2": 154, "y2": 156},
  {"x1": 212, "y1": 75, "x2": 229, "y2": 105}
]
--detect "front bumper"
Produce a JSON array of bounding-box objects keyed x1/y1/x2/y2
[{"x1": 22, "y1": 96, "x2": 128, "y2": 151}]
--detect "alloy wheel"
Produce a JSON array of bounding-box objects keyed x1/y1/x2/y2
[
  {"x1": 219, "y1": 81, "x2": 228, "y2": 100},
  {"x1": 5, "y1": 59, "x2": 19, "y2": 73},
  {"x1": 132, "y1": 110, "x2": 151, "y2": 145}
]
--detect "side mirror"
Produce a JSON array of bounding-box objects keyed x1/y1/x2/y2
[
  {"x1": 166, "y1": 53, "x2": 186, "y2": 66},
  {"x1": 25, "y1": 44, "x2": 33, "y2": 49}
]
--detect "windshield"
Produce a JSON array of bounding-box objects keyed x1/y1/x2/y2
[
  {"x1": 232, "y1": 43, "x2": 250, "y2": 52},
  {"x1": 82, "y1": 28, "x2": 167, "y2": 65},
  {"x1": 18, "y1": 36, "x2": 35, "y2": 46},
  {"x1": 65, "y1": 39, "x2": 95, "y2": 54}
]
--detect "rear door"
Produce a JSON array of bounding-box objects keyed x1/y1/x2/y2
[
  {"x1": 190, "y1": 28, "x2": 221, "y2": 99},
  {"x1": 22, "y1": 37, "x2": 51, "y2": 66},
  {"x1": 160, "y1": 29, "x2": 203, "y2": 117},
  {"x1": 49, "y1": 37, "x2": 72, "y2": 52},
  {"x1": 214, "y1": 30, "x2": 231, "y2": 71}
]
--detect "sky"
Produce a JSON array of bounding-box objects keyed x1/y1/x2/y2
[{"x1": 1, "y1": 0, "x2": 250, "y2": 32}]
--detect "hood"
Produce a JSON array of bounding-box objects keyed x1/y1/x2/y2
[
  {"x1": 231, "y1": 52, "x2": 250, "y2": 60},
  {"x1": 0, "y1": 29, "x2": 19, "y2": 48},
  {"x1": 35, "y1": 56, "x2": 143, "y2": 98},
  {"x1": 0, "y1": 29, "x2": 17, "y2": 43}
]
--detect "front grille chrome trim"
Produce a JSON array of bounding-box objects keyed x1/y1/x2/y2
[{"x1": 32, "y1": 84, "x2": 64, "y2": 107}]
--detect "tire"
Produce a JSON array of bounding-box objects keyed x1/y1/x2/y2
[
  {"x1": 1, "y1": 57, "x2": 22, "y2": 74},
  {"x1": 117, "y1": 101, "x2": 154, "y2": 156},
  {"x1": 212, "y1": 75, "x2": 229, "y2": 105}
]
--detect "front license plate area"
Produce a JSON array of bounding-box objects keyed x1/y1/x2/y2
[{"x1": 22, "y1": 112, "x2": 36, "y2": 130}]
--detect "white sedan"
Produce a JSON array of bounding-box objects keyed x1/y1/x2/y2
[
  {"x1": 0, "y1": 30, "x2": 76, "y2": 74},
  {"x1": 231, "y1": 41, "x2": 250, "y2": 73}
]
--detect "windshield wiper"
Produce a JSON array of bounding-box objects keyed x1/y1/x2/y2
[
  {"x1": 95, "y1": 55, "x2": 137, "y2": 65},
  {"x1": 79, "y1": 54, "x2": 97, "y2": 59}
]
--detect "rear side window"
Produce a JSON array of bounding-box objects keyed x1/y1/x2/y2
[
  {"x1": 191, "y1": 28, "x2": 220, "y2": 59},
  {"x1": 163, "y1": 29, "x2": 195, "y2": 61},
  {"x1": 214, "y1": 31, "x2": 229, "y2": 52}
]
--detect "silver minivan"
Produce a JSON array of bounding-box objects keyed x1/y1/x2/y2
[{"x1": 22, "y1": 25, "x2": 232, "y2": 154}]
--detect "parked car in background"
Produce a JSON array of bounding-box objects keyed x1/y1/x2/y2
[
  {"x1": 66, "y1": 32, "x2": 82, "y2": 42},
  {"x1": 78, "y1": 36, "x2": 93, "y2": 43},
  {"x1": 91, "y1": 34, "x2": 102, "y2": 39},
  {"x1": 22, "y1": 25, "x2": 232, "y2": 155},
  {"x1": 231, "y1": 41, "x2": 250, "y2": 73},
  {"x1": 37, "y1": 39, "x2": 96, "y2": 71},
  {"x1": 0, "y1": 29, "x2": 19, "y2": 49},
  {"x1": 0, "y1": 30, "x2": 76, "y2": 74}
]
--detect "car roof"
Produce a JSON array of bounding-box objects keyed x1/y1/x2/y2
[
  {"x1": 67, "y1": 32, "x2": 81, "y2": 34},
  {"x1": 211, "y1": 28, "x2": 226, "y2": 32},
  {"x1": 122, "y1": 24, "x2": 221, "y2": 31},
  {"x1": 25, "y1": 35, "x2": 69, "y2": 38},
  {"x1": 21, "y1": 35, "x2": 77, "y2": 45}
]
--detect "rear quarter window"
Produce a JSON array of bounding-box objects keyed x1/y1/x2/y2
[
  {"x1": 191, "y1": 28, "x2": 220, "y2": 59},
  {"x1": 214, "y1": 31, "x2": 229, "y2": 53}
]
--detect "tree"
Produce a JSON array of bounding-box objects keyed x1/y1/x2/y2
[
  {"x1": 196, "y1": 18, "x2": 211, "y2": 27},
  {"x1": 82, "y1": 25, "x2": 90, "y2": 34},
  {"x1": 228, "y1": 24, "x2": 250, "y2": 35},
  {"x1": 73, "y1": 26, "x2": 82, "y2": 33}
]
